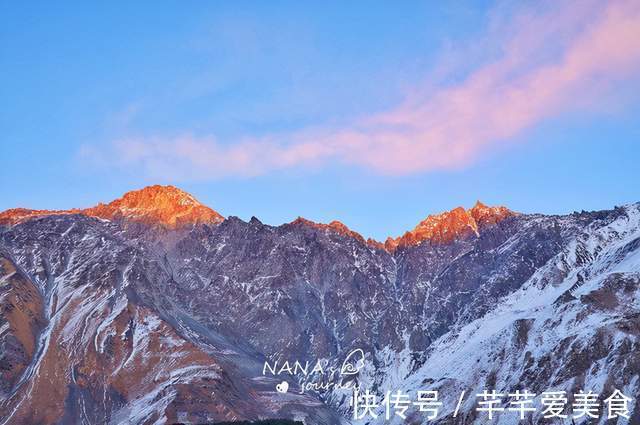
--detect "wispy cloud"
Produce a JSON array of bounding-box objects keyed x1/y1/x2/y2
[{"x1": 83, "y1": 0, "x2": 640, "y2": 179}]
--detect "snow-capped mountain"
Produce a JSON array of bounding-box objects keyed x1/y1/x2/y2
[{"x1": 0, "y1": 185, "x2": 638, "y2": 424}]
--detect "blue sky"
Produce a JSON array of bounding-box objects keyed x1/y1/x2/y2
[{"x1": 1, "y1": 1, "x2": 639, "y2": 240}]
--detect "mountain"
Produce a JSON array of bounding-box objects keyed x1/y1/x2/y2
[
  {"x1": 0, "y1": 186, "x2": 638, "y2": 424},
  {"x1": 0, "y1": 185, "x2": 224, "y2": 228},
  {"x1": 384, "y1": 201, "x2": 515, "y2": 251}
]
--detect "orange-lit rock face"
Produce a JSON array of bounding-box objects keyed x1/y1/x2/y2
[
  {"x1": 83, "y1": 185, "x2": 224, "y2": 227},
  {"x1": 385, "y1": 201, "x2": 515, "y2": 251},
  {"x1": 469, "y1": 201, "x2": 513, "y2": 227},
  {"x1": 0, "y1": 185, "x2": 224, "y2": 228},
  {"x1": 286, "y1": 202, "x2": 514, "y2": 251},
  {"x1": 0, "y1": 257, "x2": 46, "y2": 394},
  {"x1": 291, "y1": 217, "x2": 368, "y2": 245},
  {"x1": 0, "y1": 208, "x2": 83, "y2": 225}
]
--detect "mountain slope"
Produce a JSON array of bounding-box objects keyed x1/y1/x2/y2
[{"x1": 0, "y1": 215, "x2": 339, "y2": 424}]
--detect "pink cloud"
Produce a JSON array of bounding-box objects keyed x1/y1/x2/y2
[{"x1": 89, "y1": 0, "x2": 640, "y2": 179}]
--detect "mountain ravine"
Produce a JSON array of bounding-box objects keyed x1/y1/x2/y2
[{"x1": 0, "y1": 185, "x2": 638, "y2": 424}]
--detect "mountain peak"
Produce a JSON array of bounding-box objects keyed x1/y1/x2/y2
[
  {"x1": 385, "y1": 202, "x2": 515, "y2": 251},
  {"x1": 94, "y1": 185, "x2": 205, "y2": 213},
  {"x1": 473, "y1": 200, "x2": 488, "y2": 209},
  {"x1": 84, "y1": 185, "x2": 224, "y2": 227},
  {"x1": 0, "y1": 185, "x2": 224, "y2": 228},
  {"x1": 122, "y1": 185, "x2": 200, "y2": 205},
  {"x1": 291, "y1": 217, "x2": 367, "y2": 244},
  {"x1": 469, "y1": 200, "x2": 513, "y2": 226}
]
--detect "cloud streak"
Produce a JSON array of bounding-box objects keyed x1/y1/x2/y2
[{"x1": 85, "y1": 0, "x2": 640, "y2": 179}]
